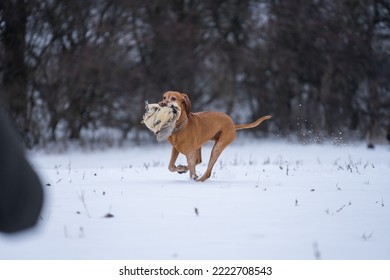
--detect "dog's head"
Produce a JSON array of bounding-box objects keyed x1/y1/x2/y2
[{"x1": 159, "y1": 91, "x2": 191, "y2": 115}]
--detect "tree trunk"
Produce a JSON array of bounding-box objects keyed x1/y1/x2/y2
[{"x1": 0, "y1": 0, "x2": 28, "y2": 140}]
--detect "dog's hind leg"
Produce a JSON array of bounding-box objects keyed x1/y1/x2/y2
[
  {"x1": 195, "y1": 148, "x2": 202, "y2": 165},
  {"x1": 197, "y1": 132, "x2": 236, "y2": 182}
]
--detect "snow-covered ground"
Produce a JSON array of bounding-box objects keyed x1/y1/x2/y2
[{"x1": 1, "y1": 140, "x2": 389, "y2": 259}]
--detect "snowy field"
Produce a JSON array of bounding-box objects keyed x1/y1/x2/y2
[{"x1": 1, "y1": 140, "x2": 389, "y2": 260}]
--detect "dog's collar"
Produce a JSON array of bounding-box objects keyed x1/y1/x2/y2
[{"x1": 173, "y1": 116, "x2": 188, "y2": 133}]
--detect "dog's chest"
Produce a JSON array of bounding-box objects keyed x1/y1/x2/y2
[{"x1": 168, "y1": 132, "x2": 198, "y2": 154}]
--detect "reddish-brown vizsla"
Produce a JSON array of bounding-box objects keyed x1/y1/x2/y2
[{"x1": 159, "y1": 91, "x2": 271, "y2": 182}]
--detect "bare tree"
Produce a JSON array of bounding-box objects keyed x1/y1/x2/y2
[
  {"x1": 1, "y1": 0, "x2": 389, "y2": 146},
  {"x1": 0, "y1": 0, "x2": 29, "y2": 144}
]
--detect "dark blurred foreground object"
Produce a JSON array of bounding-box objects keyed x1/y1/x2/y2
[{"x1": 0, "y1": 112, "x2": 44, "y2": 233}]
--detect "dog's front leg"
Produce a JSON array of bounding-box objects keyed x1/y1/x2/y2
[
  {"x1": 185, "y1": 151, "x2": 198, "y2": 180},
  {"x1": 168, "y1": 146, "x2": 188, "y2": 174}
]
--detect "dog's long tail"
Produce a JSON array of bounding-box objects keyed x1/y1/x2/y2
[{"x1": 235, "y1": 115, "x2": 272, "y2": 131}]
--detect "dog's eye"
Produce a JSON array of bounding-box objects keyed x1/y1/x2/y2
[{"x1": 171, "y1": 97, "x2": 176, "y2": 101}]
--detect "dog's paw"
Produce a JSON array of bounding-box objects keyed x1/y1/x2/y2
[
  {"x1": 191, "y1": 174, "x2": 199, "y2": 181},
  {"x1": 176, "y1": 165, "x2": 188, "y2": 174}
]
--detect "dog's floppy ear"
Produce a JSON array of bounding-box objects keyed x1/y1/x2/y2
[{"x1": 181, "y1": 93, "x2": 191, "y2": 115}]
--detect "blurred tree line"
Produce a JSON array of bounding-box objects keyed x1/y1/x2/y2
[{"x1": 1, "y1": 0, "x2": 389, "y2": 147}]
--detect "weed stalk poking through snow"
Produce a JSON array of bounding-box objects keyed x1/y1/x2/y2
[
  {"x1": 313, "y1": 242, "x2": 321, "y2": 260},
  {"x1": 78, "y1": 191, "x2": 91, "y2": 218}
]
